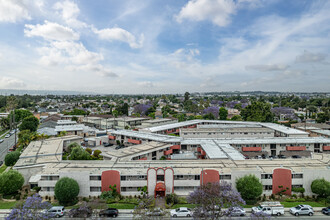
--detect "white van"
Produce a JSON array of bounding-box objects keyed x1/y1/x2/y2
[{"x1": 252, "y1": 201, "x2": 284, "y2": 216}]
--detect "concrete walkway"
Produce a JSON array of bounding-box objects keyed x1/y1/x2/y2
[{"x1": 155, "y1": 196, "x2": 166, "y2": 208}]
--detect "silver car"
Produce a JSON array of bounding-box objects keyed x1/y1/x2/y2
[
  {"x1": 289, "y1": 205, "x2": 314, "y2": 216},
  {"x1": 43, "y1": 206, "x2": 65, "y2": 218}
]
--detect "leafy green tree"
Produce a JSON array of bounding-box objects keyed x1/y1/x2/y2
[
  {"x1": 69, "y1": 146, "x2": 91, "y2": 160},
  {"x1": 316, "y1": 112, "x2": 329, "y2": 123},
  {"x1": 67, "y1": 142, "x2": 80, "y2": 153},
  {"x1": 19, "y1": 116, "x2": 39, "y2": 132},
  {"x1": 203, "y1": 113, "x2": 215, "y2": 120},
  {"x1": 240, "y1": 102, "x2": 273, "y2": 122},
  {"x1": 54, "y1": 177, "x2": 80, "y2": 205},
  {"x1": 311, "y1": 178, "x2": 330, "y2": 198},
  {"x1": 231, "y1": 115, "x2": 242, "y2": 121},
  {"x1": 184, "y1": 92, "x2": 190, "y2": 102},
  {"x1": 236, "y1": 174, "x2": 263, "y2": 204},
  {"x1": 0, "y1": 170, "x2": 24, "y2": 195},
  {"x1": 18, "y1": 130, "x2": 36, "y2": 147},
  {"x1": 4, "y1": 151, "x2": 21, "y2": 166},
  {"x1": 219, "y1": 107, "x2": 228, "y2": 120}
]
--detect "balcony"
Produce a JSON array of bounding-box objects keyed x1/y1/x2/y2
[
  {"x1": 323, "y1": 146, "x2": 330, "y2": 151},
  {"x1": 170, "y1": 145, "x2": 181, "y2": 150},
  {"x1": 201, "y1": 150, "x2": 206, "y2": 156},
  {"x1": 108, "y1": 135, "x2": 116, "y2": 140},
  {"x1": 286, "y1": 146, "x2": 306, "y2": 151},
  {"x1": 164, "y1": 149, "x2": 173, "y2": 155},
  {"x1": 127, "y1": 139, "x2": 141, "y2": 144},
  {"x1": 197, "y1": 147, "x2": 202, "y2": 152},
  {"x1": 242, "y1": 147, "x2": 262, "y2": 152}
]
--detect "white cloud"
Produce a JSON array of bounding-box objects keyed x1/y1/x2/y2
[
  {"x1": 176, "y1": 0, "x2": 236, "y2": 27},
  {"x1": 296, "y1": 50, "x2": 327, "y2": 63},
  {"x1": 38, "y1": 41, "x2": 117, "y2": 77},
  {"x1": 24, "y1": 21, "x2": 79, "y2": 41},
  {"x1": 245, "y1": 64, "x2": 289, "y2": 72},
  {"x1": 93, "y1": 27, "x2": 144, "y2": 49},
  {"x1": 0, "y1": 0, "x2": 31, "y2": 22},
  {"x1": 0, "y1": 76, "x2": 26, "y2": 88},
  {"x1": 53, "y1": 0, "x2": 87, "y2": 28},
  {"x1": 137, "y1": 81, "x2": 154, "y2": 88}
]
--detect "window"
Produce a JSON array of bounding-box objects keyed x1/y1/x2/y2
[
  {"x1": 292, "y1": 185, "x2": 303, "y2": 188},
  {"x1": 121, "y1": 176, "x2": 126, "y2": 181},
  {"x1": 263, "y1": 185, "x2": 272, "y2": 190},
  {"x1": 90, "y1": 176, "x2": 101, "y2": 181},
  {"x1": 292, "y1": 174, "x2": 303, "y2": 179},
  {"x1": 138, "y1": 175, "x2": 146, "y2": 180},
  {"x1": 220, "y1": 175, "x2": 231, "y2": 180},
  {"x1": 181, "y1": 145, "x2": 187, "y2": 150},
  {"x1": 90, "y1": 187, "x2": 101, "y2": 192},
  {"x1": 261, "y1": 174, "x2": 273, "y2": 179},
  {"x1": 157, "y1": 175, "x2": 164, "y2": 181},
  {"x1": 195, "y1": 175, "x2": 200, "y2": 180},
  {"x1": 174, "y1": 175, "x2": 184, "y2": 180}
]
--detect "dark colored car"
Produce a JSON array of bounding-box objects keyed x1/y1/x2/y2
[
  {"x1": 103, "y1": 142, "x2": 113, "y2": 147},
  {"x1": 99, "y1": 208, "x2": 118, "y2": 217},
  {"x1": 278, "y1": 155, "x2": 286, "y2": 159},
  {"x1": 322, "y1": 207, "x2": 330, "y2": 215},
  {"x1": 68, "y1": 207, "x2": 92, "y2": 218},
  {"x1": 115, "y1": 145, "x2": 125, "y2": 150},
  {"x1": 292, "y1": 155, "x2": 302, "y2": 159}
]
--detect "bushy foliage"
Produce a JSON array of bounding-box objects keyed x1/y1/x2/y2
[
  {"x1": 203, "y1": 107, "x2": 219, "y2": 119},
  {"x1": 19, "y1": 116, "x2": 39, "y2": 132},
  {"x1": 93, "y1": 150, "x2": 102, "y2": 157},
  {"x1": 68, "y1": 202, "x2": 92, "y2": 218},
  {"x1": 4, "y1": 151, "x2": 21, "y2": 166},
  {"x1": 69, "y1": 146, "x2": 91, "y2": 160},
  {"x1": 54, "y1": 177, "x2": 80, "y2": 205},
  {"x1": 18, "y1": 130, "x2": 36, "y2": 147},
  {"x1": 100, "y1": 184, "x2": 119, "y2": 200},
  {"x1": 0, "y1": 170, "x2": 24, "y2": 195},
  {"x1": 219, "y1": 107, "x2": 228, "y2": 120},
  {"x1": 311, "y1": 178, "x2": 330, "y2": 198},
  {"x1": 165, "y1": 193, "x2": 179, "y2": 205},
  {"x1": 6, "y1": 194, "x2": 53, "y2": 220},
  {"x1": 188, "y1": 182, "x2": 245, "y2": 219},
  {"x1": 240, "y1": 102, "x2": 273, "y2": 122},
  {"x1": 67, "y1": 142, "x2": 80, "y2": 153},
  {"x1": 85, "y1": 148, "x2": 92, "y2": 154},
  {"x1": 133, "y1": 104, "x2": 153, "y2": 116},
  {"x1": 249, "y1": 211, "x2": 271, "y2": 219},
  {"x1": 236, "y1": 174, "x2": 263, "y2": 202}
]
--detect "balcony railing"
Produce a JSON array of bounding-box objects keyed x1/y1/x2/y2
[{"x1": 286, "y1": 146, "x2": 306, "y2": 151}]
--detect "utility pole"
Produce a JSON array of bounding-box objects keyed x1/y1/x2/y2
[{"x1": 13, "y1": 110, "x2": 17, "y2": 148}]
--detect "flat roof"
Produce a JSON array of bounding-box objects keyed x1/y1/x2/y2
[
  {"x1": 57, "y1": 120, "x2": 77, "y2": 125},
  {"x1": 181, "y1": 127, "x2": 273, "y2": 133},
  {"x1": 311, "y1": 129, "x2": 330, "y2": 136},
  {"x1": 55, "y1": 125, "x2": 84, "y2": 132},
  {"x1": 142, "y1": 118, "x2": 177, "y2": 124},
  {"x1": 260, "y1": 123, "x2": 308, "y2": 135}
]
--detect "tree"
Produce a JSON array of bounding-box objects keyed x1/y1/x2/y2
[
  {"x1": 231, "y1": 115, "x2": 242, "y2": 121},
  {"x1": 67, "y1": 142, "x2": 80, "y2": 153},
  {"x1": 203, "y1": 113, "x2": 215, "y2": 120},
  {"x1": 54, "y1": 177, "x2": 80, "y2": 205},
  {"x1": 6, "y1": 194, "x2": 53, "y2": 220},
  {"x1": 240, "y1": 102, "x2": 273, "y2": 122},
  {"x1": 4, "y1": 151, "x2": 21, "y2": 166},
  {"x1": 311, "y1": 178, "x2": 330, "y2": 198},
  {"x1": 0, "y1": 170, "x2": 24, "y2": 195},
  {"x1": 69, "y1": 146, "x2": 91, "y2": 160},
  {"x1": 236, "y1": 174, "x2": 263, "y2": 204},
  {"x1": 219, "y1": 107, "x2": 228, "y2": 120},
  {"x1": 19, "y1": 116, "x2": 39, "y2": 132},
  {"x1": 188, "y1": 182, "x2": 245, "y2": 220},
  {"x1": 18, "y1": 130, "x2": 36, "y2": 147},
  {"x1": 184, "y1": 92, "x2": 190, "y2": 102}
]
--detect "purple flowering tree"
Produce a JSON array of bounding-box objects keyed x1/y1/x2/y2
[
  {"x1": 133, "y1": 104, "x2": 152, "y2": 116},
  {"x1": 250, "y1": 211, "x2": 271, "y2": 219},
  {"x1": 203, "y1": 107, "x2": 219, "y2": 119},
  {"x1": 6, "y1": 194, "x2": 53, "y2": 220},
  {"x1": 187, "y1": 182, "x2": 245, "y2": 220}
]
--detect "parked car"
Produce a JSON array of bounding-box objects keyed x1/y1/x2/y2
[
  {"x1": 99, "y1": 208, "x2": 118, "y2": 217},
  {"x1": 252, "y1": 202, "x2": 284, "y2": 216},
  {"x1": 289, "y1": 205, "x2": 314, "y2": 216},
  {"x1": 227, "y1": 207, "x2": 246, "y2": 217},
  {"x1": 0, "y1": 161, "x2": 3, "y2": 166},
  {"x1": 146, "y1": 208, "x2": 165, "y2": 216},
  {"x1": 170, "y1": 207, "x2": 192, "y2": 217},
  {"x1": 0, "y1": 139, "x2": 4, "y2": 143},
  {"x1": 115, "y1": 145, "x2": 125, "y2": 150},
  {"x1": 278, "y1": 155, "x2": 286, "y2": 159},
  {"x1": 42, "y1": 206, "x2": 65, "y2": 218},
  {"x1": 103, "y1": 142, "x2": 113, "y2": 147},
  {"x1": 322, "y1": 206, "x2": 330, "y2": 215},
  {"x1": 68, "y1": 207, "x2": 92, "y2": 218},
  {"x1": 5, "y1": 134, "x2": 10, "y2": 138},
  {"x1": 292, "y1": 155, "x2": 302, "y2": 159}
]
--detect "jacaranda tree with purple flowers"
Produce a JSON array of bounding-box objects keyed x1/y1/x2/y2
[
  {"x1": 203, "y1": 107, "x2": 219, "y2": 119},
  {"x1": 133, "y1": 104, "x2": 152, "y2": 116},
  {"x1": 6, "y1": 194, "x2": 53, "y2": 220},
  {"x1": 187, "y1": 181, "x2": 245, "y2": 220}
]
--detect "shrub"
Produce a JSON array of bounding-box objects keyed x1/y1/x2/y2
[
  {"x1": 15, "y1": 194, "x2": 21, "y2": 200},
  {"x1": 93, "y1": 150, "x2": 102, "y2": 158},
  {"x1": 165, "y1": 193, "x2": 179, "y2": 205},
  {"x1": 0, "y1": 170, "x2": 24, "y2": 195},
  {"x1": 54, "y1": 177, "x2": 80, "y2": 206},
  {"x1": 292, "y1": 194, "x2": 297, "y2": 198},
  {"x1": 4, "y1": 151, "x2": 21, "y2": 166},
  {"x1": 69, "y1": 146, "x2": 91, "y2": 160},
  {"x1": 67, "y1": 142, "x2": 80, "y2": 154},
  {"x1": 311, "y1": 178, "x2": 330, "y2": 198},
  {"x1": 236, "y1": 174, "x2": 263, "y2": 201},
  {"x1": 85, "y1": 148, "x2": 92, "y2": 155},
  {"x1": 269, "y1": 194, "x2": 275, "y2": 200}
]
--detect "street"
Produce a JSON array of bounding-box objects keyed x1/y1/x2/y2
[{"x1": 0, "y1": 132, "x2": 17, "y2": 162}]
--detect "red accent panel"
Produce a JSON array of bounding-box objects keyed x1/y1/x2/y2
[
  {"x1": 242, "y1": 147, "x2": 262, "y2": 152},
  {"x1": 170, "y1": 145, "x2": 181, "y2": 150},
  {"x1": 323, "y1": 146, "x2": 330, "y2": 151},
  {"x1": 101, "y1": 170, "x2": 120, "y2": 193},
  {"x1": 139, "y1": 157, "x2": 147, "y2": 160},
  {"x1": 197, "y1": 147, "x2": 202, "y2": 152},
  {"x1": 164, "y1": 149, "x2": 173, "y2": 155},
  {"x1": 201, "y1": 150, "x2": 206, "y2": 156},
  {"x1": 109, "y1": 135, "x2": 116, "y2": 140},
  {"x1": 200, "y1": 169, "x2": 219, "y2": 185},
  {"x1": 272, "y1": 168, "x2": 291, "y2": 195},
  {"x1": 127, "y1": 139, "x2": 141, "y2": 144},
  {"x1": 286, "y1": 146, "x2": 306, "y2": 151},
  {"x1": 155, "y1": 182, "x2": 166, "y2": 191}
]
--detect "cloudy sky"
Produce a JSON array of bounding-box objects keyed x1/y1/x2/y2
[{"x1": 0, "y1": 0, "x2": 329, "y2": 94}]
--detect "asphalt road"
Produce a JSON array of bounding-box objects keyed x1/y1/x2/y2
[{"x1": 0, "y1": 132, "x2": 18, "y2": 162}]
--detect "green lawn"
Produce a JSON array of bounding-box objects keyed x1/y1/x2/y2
[
  {"x1": 281, "y1": 201, "x2": 327, "y2": 208},
  {"x1": 108, "y1": 203, "x2": 136, "y2": 209},
  {"x1": 0, "y1": 201, "x2": 17, "y2": 209},
  {"x1": 0, "y1": 165, "x2": 7, "y2": 174}
]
